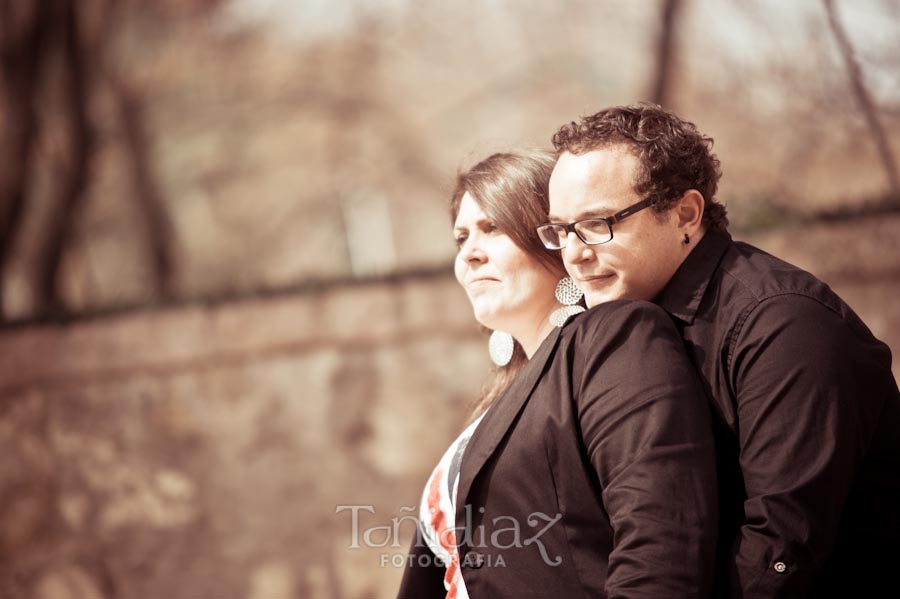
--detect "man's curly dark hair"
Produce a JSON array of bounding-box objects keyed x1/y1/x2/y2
[{"x1": 552, "y1": 103, "x2": 728, "y2": 231}]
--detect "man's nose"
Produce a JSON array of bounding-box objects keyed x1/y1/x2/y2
[{"x1": 562, "y1": 231, "x2": 592, "y2": 265}]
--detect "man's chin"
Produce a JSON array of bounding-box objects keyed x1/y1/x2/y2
[{"x1": 584, "y1": 288, "x2": 625, "y2": 308}]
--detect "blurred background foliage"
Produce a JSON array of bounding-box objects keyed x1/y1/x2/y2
[{"x1": 1, "y1": 0, "x2": 899, "y2": 323}]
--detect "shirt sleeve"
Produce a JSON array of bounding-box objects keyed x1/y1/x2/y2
[
  {"x1": 727, "y1": 294, "x2": 889, "y2": 597},
  {"x1": 574, "y1": 300, "x2": 719, "y2": 599}
]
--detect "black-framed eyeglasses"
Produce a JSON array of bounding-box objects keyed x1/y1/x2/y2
[{"x1": 536, "y1": 197, "x2": 656, "y2": 250}]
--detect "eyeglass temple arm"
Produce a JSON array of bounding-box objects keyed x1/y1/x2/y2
[{"x1": 607, "y1": 197, "x2": 655, "y2": 224}]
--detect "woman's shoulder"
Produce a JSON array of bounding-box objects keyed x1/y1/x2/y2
[
  {"x1": 559, "y1": 299, "x2": 678, "y2": 346},
  {"x1": 563, "y1": 299, "x2": 674, "y2": 330}
]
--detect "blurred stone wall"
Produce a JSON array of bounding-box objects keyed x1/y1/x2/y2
[
  {"x1": 1, "y1": 217, "x2": 899, "y2": 599},
  {"x1": 0, "y1": 274, "x2": 487, "y2": 599}
]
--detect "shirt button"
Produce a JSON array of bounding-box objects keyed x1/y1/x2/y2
[
  {"x1": 465, "y1": 552, "x2": 485, "y2": 569},
  {"x1": 774, "y1": 561, "x2": 787, "y2": 574}
]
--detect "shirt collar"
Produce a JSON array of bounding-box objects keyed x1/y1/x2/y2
[{"x1": 655, "y1": 228, "x2": 732, "y2": 324}]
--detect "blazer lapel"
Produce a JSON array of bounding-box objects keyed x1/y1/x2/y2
[{"x1": 454, "y1": 327, "x2": 563, "y2": 532}]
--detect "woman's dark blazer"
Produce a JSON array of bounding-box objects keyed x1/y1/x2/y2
[{"x1": 398, "y1": 300, "x2": 718, "y2": 599}]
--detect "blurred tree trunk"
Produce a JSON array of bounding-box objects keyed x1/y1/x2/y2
[
  {"x1": 823, "y1": 0, "x2": 900, "y2": 197},
  {"x1": 1, "y1": 0, "x2": 177, "y2": 321},
  {"x1": 650, "y1": 0, "x2": 684, "y2": 107},
  {"x1": 0, "y1": 1, "x2": 47, "y2": 321},
  {"x1": 106, "y1": 66, "x2": 177, "y2": 298},
  {"x1": 102, "y1": 0, "x2": 177, "y2": 300},
  {"x1": 31, "y1": 0, "x2": 94, "y2": 317}
]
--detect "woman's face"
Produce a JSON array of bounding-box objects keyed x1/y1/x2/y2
[{"x1": 453, "y1": 192, "x2": 560, "y2": 336}]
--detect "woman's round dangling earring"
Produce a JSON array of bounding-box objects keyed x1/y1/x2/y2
[
  {"x1": 550, "y1": 277, "x2": 586, "y2": 327},
  {"x1": 489, "y1": 330, "x2": 515, "y2": 366}
]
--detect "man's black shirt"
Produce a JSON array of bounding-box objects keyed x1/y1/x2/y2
[{"x1": 656, "y1": 228, "x2": 900, "y2": 598}]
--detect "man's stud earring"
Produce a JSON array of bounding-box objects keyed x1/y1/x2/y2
[{"x1": 683, "y1": 233, "x2": 690, "y2": 245}]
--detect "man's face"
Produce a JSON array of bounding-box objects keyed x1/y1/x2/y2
[{"x1": 548, "y1": 146, "x2": 687, "y2": 307}]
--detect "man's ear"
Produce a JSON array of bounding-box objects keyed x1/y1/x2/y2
[{"x1": 675, "y1": 189, "x2": 705, "y2": 235}]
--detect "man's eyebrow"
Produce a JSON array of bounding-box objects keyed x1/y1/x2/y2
[{"x1": 547, "y1": 206, "x2": 616, "y2": 222}]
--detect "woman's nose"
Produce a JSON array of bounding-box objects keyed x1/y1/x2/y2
[{"x1": 459, "y1": 235, "x2": 487, "y2": 264}]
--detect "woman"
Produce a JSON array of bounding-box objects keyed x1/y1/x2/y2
[{"x1": 398, "y1": 151, "x2": 718, "y2": 598}]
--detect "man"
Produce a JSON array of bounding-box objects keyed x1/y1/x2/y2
[{"x1": 541, "y1": 103, "x2": 900, "y2": 598}]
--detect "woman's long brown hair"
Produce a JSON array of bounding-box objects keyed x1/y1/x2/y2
[{"x1": 449, "y1": 150, "x2": 565, "y2": 425}]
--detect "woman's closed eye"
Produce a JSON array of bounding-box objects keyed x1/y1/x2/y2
[{"x1": 454, "y1": 221, "x2": 499, "y2": 249}]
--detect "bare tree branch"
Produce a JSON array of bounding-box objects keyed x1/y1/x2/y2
[
  {"x1": 823, "y1": 0, "x2": 900, "y2": 196},
  {"x1": 650, "y1": 0, "x2": 684, "y2": 107},
  {"x1": 31, "y1": 0, "x2": 95, "y2": 317},
  {"x1": 0, "y1": 0, "x2": 48, "y2": 321},
  {"x1": 106, "y1": 71, "x2": 178, "y2": 299},
  {"x1": 97, "y1": 0, "x2": 177, "y2": 300}
]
